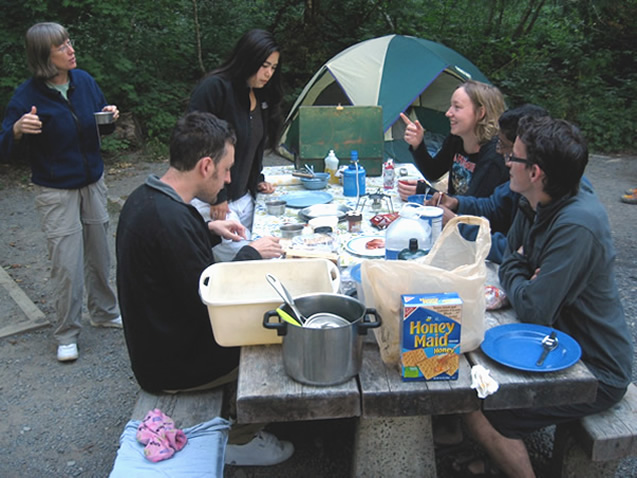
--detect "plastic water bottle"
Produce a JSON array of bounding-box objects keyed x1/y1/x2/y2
[
  {"x1": 385, "y1": 204, "x2": 430, "y2": 260},
  {"x1": 324, "y1": 150, "x2": 339, "y2": 184},
  {"x1": 398, "y1": 238, "x2": 428, "y2": 260}
]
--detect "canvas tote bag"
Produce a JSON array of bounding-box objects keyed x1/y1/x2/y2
[{"x1": 361, "y1": 215, "x2": 491, "y2": 367}]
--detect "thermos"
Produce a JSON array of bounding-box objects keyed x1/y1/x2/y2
[{"x1": 342, "y1": 151, "x2": 366, "y2": 197}]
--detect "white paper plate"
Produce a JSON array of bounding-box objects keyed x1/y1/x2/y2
[{"x1": 345, "y1": 236, "x2": 385, "y2": 258}]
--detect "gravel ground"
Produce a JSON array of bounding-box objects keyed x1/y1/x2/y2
[{"x1": 0, "y1": 152, "x2": 635, "y2": 477}]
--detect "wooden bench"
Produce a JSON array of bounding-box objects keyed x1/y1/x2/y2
[
  {"x1": 552, "y1": 382, "x2": 637, "y2": 478},
  {"x1": 131, "y1": 387, "x2": 225, "y2": 427}
]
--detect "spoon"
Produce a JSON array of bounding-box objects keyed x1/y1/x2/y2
[
  {"x1": 304, "y1": 164, "x2": 316, "y2": 177},
  {"x1": 276, "y1": 308, "x2": 302, "y2": 327},
  {"x1": 266, "y1": 273, "x2": 307, "y2": 325}
]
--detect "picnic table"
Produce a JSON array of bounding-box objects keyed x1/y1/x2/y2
[{"x1": 236, "y1": 165, "x2": 598, "y2": 477}]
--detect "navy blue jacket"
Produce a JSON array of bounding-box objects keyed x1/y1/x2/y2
[
  {"x1": 457, "y1": 181, "x2": 520, "y2": 263},
  {"x1": 0, "y1": 69, "x2": 110, "y2": 189}
]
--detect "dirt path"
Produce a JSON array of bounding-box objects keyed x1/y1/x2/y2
[{"x1": 0, "y1": 153, "x2": 635, "y2": 477}]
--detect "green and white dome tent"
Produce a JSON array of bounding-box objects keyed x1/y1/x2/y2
[{"x1": 280, "y1": 34, "x2": 490, "y2": 164}]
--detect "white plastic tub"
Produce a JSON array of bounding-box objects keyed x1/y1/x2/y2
[{"x1": 199, "y1": 259, "x2": 340, "y2": 346}]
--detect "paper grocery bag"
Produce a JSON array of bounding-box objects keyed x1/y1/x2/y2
[{"x1": 361, "y1": 216, "x2": 491, "y2": 367}]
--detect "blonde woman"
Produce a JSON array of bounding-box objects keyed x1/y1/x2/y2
[{"x1": 399, "y1": 80, "x2": 507, "y2": 199}]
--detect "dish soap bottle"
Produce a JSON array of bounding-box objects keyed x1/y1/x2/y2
[
  {"x1": 324, "y1": 150, "x2": 339, "y2": 184},
  {"x1": 398, "y1": 238, "x2": 427, "y2": 260}
]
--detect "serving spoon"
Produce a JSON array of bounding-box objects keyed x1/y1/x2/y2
[{"x1": 266, "y1": 273, "x2": 307, "y2": 325}]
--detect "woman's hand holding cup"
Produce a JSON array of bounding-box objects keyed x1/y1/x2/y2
[{"x1": 397, "y1": 177, "x2": 419, "y2": 201}]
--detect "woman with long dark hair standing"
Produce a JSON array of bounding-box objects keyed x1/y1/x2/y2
[{"x1": 188, "y1": 29, "x2": 283, "y2": 261}]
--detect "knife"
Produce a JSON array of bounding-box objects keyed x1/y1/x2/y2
[{"x1": 536, "y1": 331, "x2": 558, "y2": 366}]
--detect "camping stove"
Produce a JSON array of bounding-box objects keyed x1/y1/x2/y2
[{"x1": 356, "y1": 188, "x2": 394, "y2": 213}]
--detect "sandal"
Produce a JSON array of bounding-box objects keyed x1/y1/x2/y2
[
  {"x1": 621, "y1": 191, "x2": 637, "y2": 204},
  {"x1": 451, "y1": 452, "x2": 502, "y2": 477}
]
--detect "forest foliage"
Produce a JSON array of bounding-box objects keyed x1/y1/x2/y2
[{"x1": 1, "y1": 0, "x2": 635, "y2": 153}]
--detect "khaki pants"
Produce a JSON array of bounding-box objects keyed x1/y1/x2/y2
[{"x1": 34, "y1": 176, "x2": 119, "y2": 345}]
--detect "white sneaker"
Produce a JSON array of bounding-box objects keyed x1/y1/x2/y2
[
  {"x1": 57, "y1": 343, "x2": 78, "y2": 362},
  {"x1": 225, "y1": 431, "x2": 294, "y2": 466},
  {"x1": 90, "y1": 315, "x2": 123, "y2": 329}
]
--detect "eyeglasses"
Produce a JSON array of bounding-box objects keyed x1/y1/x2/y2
[
  {"x1": 496, "y1": 137, "x2": 513, "y2": 154},
  {"x1": 506, "y1": 155, "x2": 534, "y2": 166},
  {"x1": 55, "y1": 39, "x2": 74, "y2": 54}
]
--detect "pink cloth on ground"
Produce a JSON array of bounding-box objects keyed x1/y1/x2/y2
[{"x1": 136, "y1": 408, "x2": 188, "y2": 462}]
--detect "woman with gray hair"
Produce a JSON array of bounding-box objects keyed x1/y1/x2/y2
[{"x1": 0, "y1": 22, "x2": 122, "y2": 362}]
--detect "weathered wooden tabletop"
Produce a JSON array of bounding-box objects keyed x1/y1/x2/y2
[{"x1": 236, "y1": 304, "x2": 598, "y2": 424}]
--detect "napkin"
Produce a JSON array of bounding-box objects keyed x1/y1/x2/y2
[{"x1": 470, "y1": 364, "x2": 499, "y2": 399}]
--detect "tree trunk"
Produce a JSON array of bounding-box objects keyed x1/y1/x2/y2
[{"x1": 192, "y1": 0, "x2": 205, "y2": 74}]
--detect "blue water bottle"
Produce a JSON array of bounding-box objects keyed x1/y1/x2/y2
[{"x1": 342, "y1": 150, "x2": 366, "y2": 197}]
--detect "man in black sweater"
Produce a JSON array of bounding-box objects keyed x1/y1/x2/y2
[{"x1": 116, "y1": 112, "x2": 293, "y2": 466}]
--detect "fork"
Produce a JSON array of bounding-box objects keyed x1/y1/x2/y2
[{"x1": 536, "y1": 331, "x2": 558, "y2": 366}]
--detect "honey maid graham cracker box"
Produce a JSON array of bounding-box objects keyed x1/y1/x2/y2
[{"x1": 401, "y1": 292, "x2": 462, "y2": 381}]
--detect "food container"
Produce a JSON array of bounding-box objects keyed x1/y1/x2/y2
[
  {"x1": 265, "y1": 199, "x2": 286, "y2": 216},
  {"x1": 263, "y1": 293, "x2": 381, "y2": 385},
  {"x1": 199, "y1": 259, "x2": 340, "y2": 346},
  {"x1": 308, "y1": 215, "x2": 339, "y2": 232},
  {"x1": 300, "y1": 172, "x2": 330, "y2": 190},
  {"x1": 94, "y1": 111, "x2": 114, "y2": 124},
  {"x1": 280, "y1": 223, "x2": 304, "y2": 239}
]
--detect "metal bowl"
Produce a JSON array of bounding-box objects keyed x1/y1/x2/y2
[
  {"x1": 299, "y1": 203, "x2": 352, "y2": 222},
  {"x1": 94, "y1": 111, "x2": 114, "y2": 125},
  {"x1": 280, "y1": 223, "x2": 304, "y2": 239},
  {"x1": 265, "y1": 200, "x2": 286, "y2": 216}
]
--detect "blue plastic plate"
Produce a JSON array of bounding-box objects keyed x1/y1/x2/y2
[
  {"x1": 481, "y1": 323, "x2": 581, "y2": 372},
  {"x1": 280, "y1": 191, "x2": 333, "y2": 208}
]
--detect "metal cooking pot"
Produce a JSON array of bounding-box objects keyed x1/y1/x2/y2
[{"x1": 263, "y1": 293, "x2": 381, "y2": 386}]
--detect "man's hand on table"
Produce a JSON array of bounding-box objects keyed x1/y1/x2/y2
[
  {"x1": 208, "y1": 219, "x2": 247, "y2": 241},
  {"x1": 257, "y1": 181, "x2": 275, "y2": 194},
  {"x1": 250, "y1": 236, "x2": 283, "y2": 259}
]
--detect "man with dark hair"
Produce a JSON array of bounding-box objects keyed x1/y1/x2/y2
[
  {"x1": 116, "y1": 111, "x2": 293, "y2": 466},
  {"x1": 460, "y1": 116, "x2": 633, "y2": 477}
]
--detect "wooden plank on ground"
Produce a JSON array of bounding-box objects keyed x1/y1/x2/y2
[
  {"x1": 0, "y1": 266, "x2": 49, "y2": 338},
  {"x1": 236, "y1": 344, "x2": 360, "y2": 424}
]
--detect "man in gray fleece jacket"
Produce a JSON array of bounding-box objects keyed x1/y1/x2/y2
[{"x1": 461, "y1": 116, "x2": 633, "y2": 478}]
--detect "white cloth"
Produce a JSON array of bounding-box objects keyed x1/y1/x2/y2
[
  {"x1": 470, "y1": 364, "x2": 499, "y2": 399},
  {"x1": 191, "y1": 193, "x2": 254, "y2": 262}
]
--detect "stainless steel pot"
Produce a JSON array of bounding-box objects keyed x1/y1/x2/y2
[{"x1": 263, "y1": 293, "x2": 381, "y2": 386}]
